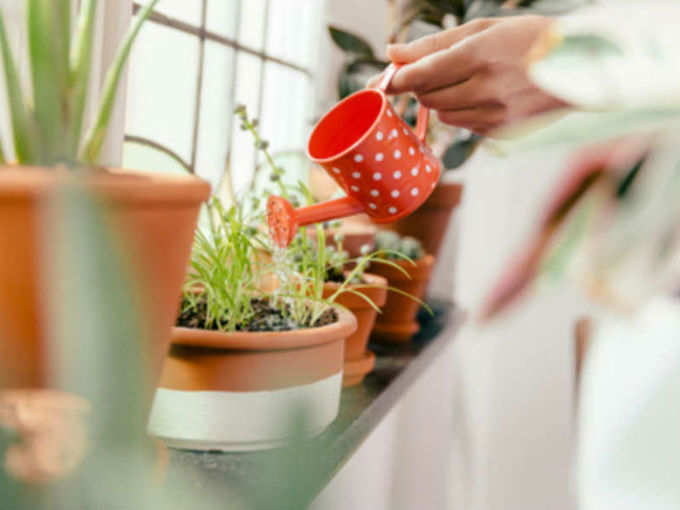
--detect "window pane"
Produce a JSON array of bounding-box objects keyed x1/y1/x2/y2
[
  {"x1": 153, "y1": 0, "x2": 202, "y2": 26},
  {"x1": 229, "y1": 52, "x2": 262, "y2": 194},
  {"x1": 259, "y1": 63, "x2": 312, "y2": 185},
  {"x1": 266, "y1": 0, "x2": 323, "y2": 68},
  {"x1": 206, "y1": 0, "x2": 239, "y2": 38},
  {"x1": 238, "y1": 0, "x2": 267, "y2": 50},
  {"x1": 125, "y1": 22, "x2": 199, "y2": 165},
  {"x1": 123, "y1": 140, "x2": 189, "y2": 176},
  {"x1": 195, "y1": 42, "x2": 236, "y2": 189}
]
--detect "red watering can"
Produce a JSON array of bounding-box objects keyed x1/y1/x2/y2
[{"x1": 267, "y1": 64, "x2": 441, "y2": 248}]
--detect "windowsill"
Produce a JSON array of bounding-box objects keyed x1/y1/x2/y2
[{"x1": 163, "y1": 300, "x2": 465, "y2": 508}]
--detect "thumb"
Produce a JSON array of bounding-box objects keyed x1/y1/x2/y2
[{"x1": 387, "y1": 19, "x2": 495, "y2": 64}]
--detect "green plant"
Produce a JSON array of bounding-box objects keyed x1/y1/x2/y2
[
  {"x1": 374, "y1": 230, "x2": 426, "y2": 260},
  {"x1": 0, "y1": 0, "x2": 159, "y2": 167},
  {"x1": 480, "y1": 7, "x2": 680, "y2": 317},
  {"x1": 181, "y1": 197, "x2": 268, "y2": 332}
]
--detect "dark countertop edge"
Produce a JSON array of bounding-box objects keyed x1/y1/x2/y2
[{"x1": 318, "y1": 306, "x2": 466, "y2": 491}]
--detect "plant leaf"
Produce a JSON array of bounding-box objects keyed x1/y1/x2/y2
[
  {"x1": 0, "y1": 10, "x2": 36, "y2": 163},
  {"x1": 442, "y1": 132, "x2": 482, "y2": 169},
  {"x1": 69, "y1": 0, "x2": 98, "y2": 156},
  {"x1": 328, "y1": 26, "x2": 375, "y2": 58},
  {"x1": 81, "y1": 0, "x2": 159, "y2": 164},
  {"x1": 27, "y1": 0, "x2": 70, "y2": 164}
]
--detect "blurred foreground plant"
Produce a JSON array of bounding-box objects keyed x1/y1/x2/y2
[
  {"x1": 482, "y1": 3, "x2": 680, "y2": 318},
  {"x1": 0, "y1": 0, "x2": 159, "y2": 167}
]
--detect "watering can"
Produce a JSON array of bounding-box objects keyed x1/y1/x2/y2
[{"x1": 267, "y1": 64, "x2": 441, "y2": 247}]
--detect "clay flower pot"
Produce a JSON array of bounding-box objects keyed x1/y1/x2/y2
[
  {"x1": 323, "y1": 273, "x2": 387, "y2": 386},
  {"x1": 385, "y1": 181, "x2": 462, "y2": 258},
  {"x1": 148, "y1": 308, "x2": 357, "y2": 451},
  {"x1": 369, "y1": 255, "x2": 435, "y2": 343},
  {"x1": 0, "y1": 167, "x2": 210, "y2": 390}
]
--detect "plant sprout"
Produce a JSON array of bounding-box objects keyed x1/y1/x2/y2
[{"x1": 0, "y1": 0, "x2": 159, "y2": 167}]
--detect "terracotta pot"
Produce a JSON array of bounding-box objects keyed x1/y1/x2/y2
[
  {"x1": 385, "y1": 181, "x2": 462, "y2": 258},
  {"x1": 323, "y1": 273, "x2": 387, "y2": 386},
  {"x1": 0, "y1": 167, "x2": 210, "y2": 390},
  {"x1": 148, "y1": 307, "x2": 357, "y2": 451},
  {"x1": 369, "y1": 254, "x2": 435, "y2": 343}
]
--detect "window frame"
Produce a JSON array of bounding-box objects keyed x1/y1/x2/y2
[{"x1": 124, "y1": 0, "x2": 317, "y2": 176}]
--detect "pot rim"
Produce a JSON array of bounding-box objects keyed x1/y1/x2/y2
[
  {"x1": 172, "y1": 306, "x2": 357, "y2": 351},
  {"x1": 323, "y1": 272, "x2": 388, "y2": 308},
  {"x1": 0, "y1": 166, "x2": 211, "y2": 204},
  {"x1": 369, "y1": 253, "x2": 435, "y2": 280}
]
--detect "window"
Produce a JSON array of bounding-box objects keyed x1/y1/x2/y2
[{"x1": 123, "y1": 0, "x2": 325, "y2": 194}]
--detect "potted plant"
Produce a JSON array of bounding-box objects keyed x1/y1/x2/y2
[
  {"x1": 147, "y1": 197, "x2": 358, "y2": 451},
  {"x1": 296, "y1": 228, "x2": 388, "y2": 386},
  {"x1": 369, "y1": 231, "x2": 435, "y2": 343},
  {"x1": 0, "y1": 1, "x2": 211, "y2": 389}
]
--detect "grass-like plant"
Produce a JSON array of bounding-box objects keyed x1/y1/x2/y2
[
  {"x1": 0, "y1": 0, "x2": 159, "y2": 168},
  {"x1": 181, "y1": 197, "x2": 268, "y2": 332}
]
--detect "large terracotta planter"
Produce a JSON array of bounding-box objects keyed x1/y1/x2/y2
[
  {"x1": 0, "y1": 167, "x2": 210, "y2": 390},
  {"x1": 369, "y1": 255, "x2": 435, "y2": 343},
  {"x1": 148, "y1": 308, "x2": 357, "y2": 451},
  {"x1": 385, "y1": 181, "x2": 462, "y2": 258},
  {"x1": 323, "y1": 273, "x2": 387, "y2": 386}
]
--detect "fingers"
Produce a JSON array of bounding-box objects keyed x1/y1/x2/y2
[
  {"x1": 387, "y1": 42, "x2": 480, "y2": 95},
  {"x1": 368, "y1": 19, "x2": 497, "y2": 91},
  {"x1": 417, "y1": 76, "x2": 490, "y2": 111},
  {"x1": 386, "y1": 18, "x2": 497, "y2": 64},
  {"x1": 437, "y1": 106, "x2": 505, "y2": 135}
]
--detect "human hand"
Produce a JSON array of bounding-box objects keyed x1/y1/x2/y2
[{"x1": 370, "y1": 16, "x2": 568, "y2": 135}]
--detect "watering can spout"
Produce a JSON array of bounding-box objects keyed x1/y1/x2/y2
[{"x1": 267, "y1": 195, "x2": 364, "y2": 248}]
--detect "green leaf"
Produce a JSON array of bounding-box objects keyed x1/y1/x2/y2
[
  {"x1": 27, "y1": 0, "x2": 70, "y2": 164},
  {"x1": 497, "y1": 108, "x2": 680, "y2": 154},
  {"x1": 0, "y1": 137, "x2": 6, "y2": 165},
  {"x1": 328, "y1": 26, "x2": 375, "y2": 58},
  {"x1": 0, "y1": 10, "x2": 36, "y2": 163},
  {"x1": 442, "y1": 132, "x2": 482, "y2": 169},
  {"x1": 81, "y1": 0, "x2": 159, "y2": 163},
  {"x1": 338, "y1": 58, "x2": 387, "y2": 99},
  {"x1": 69, "y1": 0, "x2": 98, "y2": 156}
]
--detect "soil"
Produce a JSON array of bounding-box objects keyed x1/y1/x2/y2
[
  {"x1": 176, "y1": 297, "x2": 338, "y2": 332},
  {"x1": 325, "y1": 267, "x2": 363, "y2": 285}
]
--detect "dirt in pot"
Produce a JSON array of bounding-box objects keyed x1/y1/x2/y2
[
  {"x1": 176, "y1": 298, "x2": 338, "y2": 332},
  {"x1": 325, "y1": 266, "x2": 363, "y2": 285}
]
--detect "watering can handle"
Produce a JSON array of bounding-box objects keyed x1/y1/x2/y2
[{"x1": 374, "y1": 63, "x2": 429, "y2": 143}]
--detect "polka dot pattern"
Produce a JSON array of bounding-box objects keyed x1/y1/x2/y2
[{"x1": 320, "y1": 103, "x2": 441, "y2": 221}]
